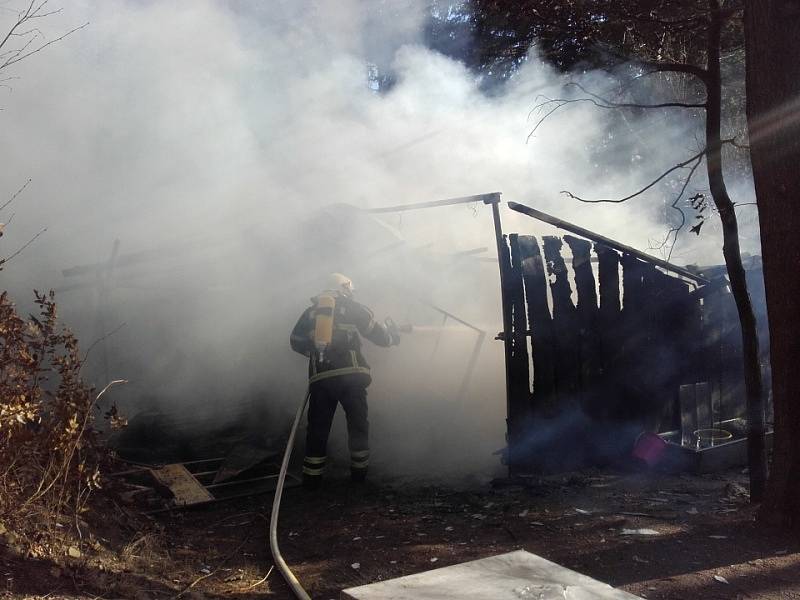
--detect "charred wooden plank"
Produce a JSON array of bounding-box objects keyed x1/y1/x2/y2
[
  {"x1": 150, "y1": 464, "x2": 214, "y2": 505},
  {"x1": 596, "y1": 245, "x2": 621, "y2": 317},
  {"x1": 564, "y1": 236, "x2": 602, "y2": 418},
  {"x1": 591, "y1": 244, "x2": 622, "y2": 421},
  {"x1": 645, "y1": 268, "x2": 688, "y2": 431},
  {"x1": 668, "y1": 273, "x2": 700, "y2": 430},
  {"x1": 543, "y1": 236, "x2": 575, "y2": 319},
  {"x1": 564, "y1": 236, "x2": 597, "y2": 314},
  {"x1": 611, "y1": 254, "x2": 654, "y2": 425},
  {"x1": 543, "y1": 236, "x2": 580, "y2": 412},
  {"x1": 518, "y1": 235, "x2": 557, "y2": 416},
  {"x1": 508, "y1": 235, "x2": 532, "y2": 440},
  {"x1": 621, "y1": 253, "x2": 648, "y2": 316}
]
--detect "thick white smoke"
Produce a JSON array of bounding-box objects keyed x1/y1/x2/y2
[{"x1": 0, "y1": 0, "x2": 760, "y2": 481}]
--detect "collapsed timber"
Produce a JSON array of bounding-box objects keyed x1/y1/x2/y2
[{"x1": 497, "y1": 201, "x2": 770, "y2": 476}]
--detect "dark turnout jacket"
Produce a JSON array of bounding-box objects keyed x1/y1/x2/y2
[{"x1": 290, "y1": 292, "x2": 393, "y2": 386}]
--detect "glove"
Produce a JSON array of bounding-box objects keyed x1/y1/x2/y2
[{"x1": 384, "y1": 317, "x2": 401, "y2": 346}]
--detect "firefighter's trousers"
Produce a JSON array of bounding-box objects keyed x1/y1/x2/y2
[{"x1": 303, "y1": 375, "x2": 369, "y2": 485}]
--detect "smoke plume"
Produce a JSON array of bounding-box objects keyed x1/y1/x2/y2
[{"x1": 0, "y1": 0, "x2": 760, "y2": 481}]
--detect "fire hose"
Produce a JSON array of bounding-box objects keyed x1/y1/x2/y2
[{"x1": 269, "y1": 388, "x2": 312, "y2": 600}]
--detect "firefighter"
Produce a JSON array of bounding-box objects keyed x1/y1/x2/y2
[{"x1": 290, "y1": 273, "x2": 400, "y2": 488}]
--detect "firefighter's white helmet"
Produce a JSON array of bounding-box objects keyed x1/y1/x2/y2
[{"x1": 327, "y1": 272, "x2": 354, "y2": 297}]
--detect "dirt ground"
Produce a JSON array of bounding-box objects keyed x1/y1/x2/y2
[{"x1": 2, "y1": 467, "x2": 799, "y2": 599}]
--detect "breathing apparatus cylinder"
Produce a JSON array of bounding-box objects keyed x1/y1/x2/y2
[{"x1": 313, "y1": 294, "x2": 336, "y2": 362}]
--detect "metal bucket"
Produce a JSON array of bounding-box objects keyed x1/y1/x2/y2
[{"x1": 693, "y1": 428, "x2": 733, "y2": 449}]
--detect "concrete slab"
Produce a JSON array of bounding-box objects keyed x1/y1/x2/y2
[{"x1": 341, "y1": 550, "x2": 642, "y2": 600}]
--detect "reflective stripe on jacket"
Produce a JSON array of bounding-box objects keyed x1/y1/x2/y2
[{"x1": 290, "y1": 291, "x2": 393, "y2": 384}]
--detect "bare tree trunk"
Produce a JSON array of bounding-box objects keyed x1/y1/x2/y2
[
  {"x1": 706, "y1": 0, "x2": 768, "y2": 501},
  {"x1": 745, "y1": 0, "x2": 800, "y2": 529}
]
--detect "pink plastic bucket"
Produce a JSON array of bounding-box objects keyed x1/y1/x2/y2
[{"x1": 631, "y1": 432, "x2": 668, "y2": 467}]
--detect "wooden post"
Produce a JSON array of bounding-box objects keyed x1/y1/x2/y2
[
  {"x1": 507, "y1": 234, "x2": 532, "y2": 452},
  {"x1": 484, "y1": 194, "x2": 517, "y2": 474},
  {"x1": 565, "y1": 236, "x2": 600, "y2": 417}
]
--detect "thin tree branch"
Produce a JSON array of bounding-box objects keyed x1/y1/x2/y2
[
  {"x1": 171, "y1": 532, "x2": 252, "y2": 599},
  {"x1": 27, "y1": 9, "x2": 63, "y2": 21},
  {"x1": 95, "y1": 379, "x2": 127, "y2": 403},
  {"x1": 527, "y1": 80, "x2": 705, "y2": 140},
  {"x1": 639, "y1": 61, "x2": 709, "y2": 82},
  {"x1": 239, "y1": 567, "x2": 274, "y2": 591},
  {"x1": 534, "y1": 95, "x2": 701, "y2": 115},
  {"x1": 564, "y1": 81, "x2": 706, "y2": 109},
  {"x1": 2, "y1": 32, "x2": 38, "y2": 65},
  {"x1": 0, "y1": 1, "x2": 35, "y2": 52},
  {"x1": 79, "y1": 322, "x2": 127, "y2": 372},
  {"x1": 527, "y1": 99, "x2": 575, "y2": 140},
  {"x1": 561, "y1": 149, "x2": 707, "y2": 204},
  {"x1": 11, "y1": 27, "x2": 45, "y2": 38},
  {"x1": 626, "y1": 12, "x2": 710, "y2": 27},
  {"x1": 0, "y1": 22, "x2": 88, "y2": 71},
  {"x1": 646, "y1": 156, "x2": 705, "y2": 261},
  {"x1": 595, "y1": 43, "x2": 709, "y2": 82},
  {"x1": 620, "y1": 4, "x2": 741, "y2": 27},
  {"x1": 0, "y1": 226, "x2": 46, "y2": 266},
  {"x1": 527, "y1": 95, "x2": 704, "y2": 141},
  {"x1": 0, "y1": 178, "x2": 31, "y2": 212}
]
